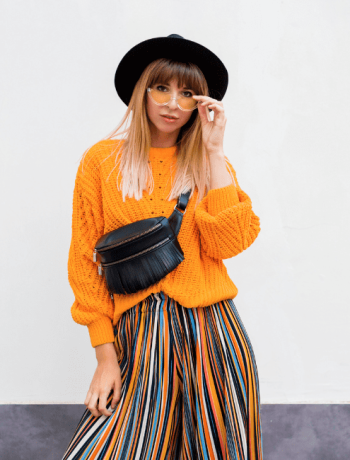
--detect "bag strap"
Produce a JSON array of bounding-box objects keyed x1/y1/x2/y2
[{"x1": 168, "y1": 190, "x2": 191, "y2": 236}]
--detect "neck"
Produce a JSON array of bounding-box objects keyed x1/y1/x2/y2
[
  {"x1": 149, "y1": 124, "x2": 180, "y2": 148},
  {"x1": 151, "y1": 141, "x2": 176, "y2": 148}
]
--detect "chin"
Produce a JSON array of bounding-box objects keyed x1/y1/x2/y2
[
  {"x1": 160, "y1": 127, "x2": 179, "y2": 133},
  {"x1": 155, "y1": 124, "x2": 180, "y2": 134}
]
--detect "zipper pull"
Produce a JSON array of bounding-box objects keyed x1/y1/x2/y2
[
  {"x1": 93, "y1": 249, "x2": 97, "y2": 262},
  {"x1": 98, "y1": 264, "x2": 102, "y2": 275},
  {"x1": 110, "y1": 293, "x2": 114, "y2": 300}
]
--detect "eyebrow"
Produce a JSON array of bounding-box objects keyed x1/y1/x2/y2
[{"x1": 159, "y1": 83, "x2": 193, "y2": 90}]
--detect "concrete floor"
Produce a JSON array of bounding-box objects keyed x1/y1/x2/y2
[{"x1": 0, "y1": 404, "x2": 349, "y2": 459}]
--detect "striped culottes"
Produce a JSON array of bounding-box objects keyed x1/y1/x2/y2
[{"x1": 62, "y1": 292, "x2": 263, "y2": 460}]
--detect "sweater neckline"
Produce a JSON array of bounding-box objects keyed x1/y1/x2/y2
[{"x1": 149, "y1": 145, "x2": 177, "y2": 160}]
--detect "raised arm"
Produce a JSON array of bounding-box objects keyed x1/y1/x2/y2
[{"x1": 194, "y1": 157, "x2": 261, "y2": 260}]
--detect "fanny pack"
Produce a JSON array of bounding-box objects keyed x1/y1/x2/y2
[{"x1": 93, "y1": 190, "x2": 191, "y2": 297}]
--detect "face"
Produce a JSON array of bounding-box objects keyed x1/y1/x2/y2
[{"x1": 146, "y1": 79, "x2": 195, "y2": 144}]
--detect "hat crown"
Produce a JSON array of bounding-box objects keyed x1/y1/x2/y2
[{"x1": 167, "y1": 34, "x2": 184, "y2": 39}]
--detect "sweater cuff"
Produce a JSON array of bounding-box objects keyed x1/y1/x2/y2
[
  {"x1": 88, "y1": 316, "x2": 115, "y2": 348},
  {"x1": 207, "y1": 183, "x2": 240, "y2": 217}
]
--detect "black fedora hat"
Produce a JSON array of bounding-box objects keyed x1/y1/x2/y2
[{"x1": 114, "y1": 34, "x2": 229, "y2": 106}]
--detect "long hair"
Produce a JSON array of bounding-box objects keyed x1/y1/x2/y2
[{"x1": 82, "y1": 58, "x2": 234, "y2": 206}]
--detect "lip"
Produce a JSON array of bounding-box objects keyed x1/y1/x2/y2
[{"x1": 160, "y1": 115, "x2": 179, "y2": 121}]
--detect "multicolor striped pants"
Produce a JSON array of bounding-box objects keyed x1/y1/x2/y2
[{"x1": 62, "y1": 292, "x2": 263, "y2": 459}]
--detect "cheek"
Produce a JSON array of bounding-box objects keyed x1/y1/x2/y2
[
  {"x1": 179, "y1": 111, "x2": 194, "y2": 127},
  {"x1": 146, "y1": 99, "x2": 158, "y2": 122}
]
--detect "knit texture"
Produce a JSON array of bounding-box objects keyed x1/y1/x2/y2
[{"x1": 68, "y1": 140, "x2": 261, "y2": 347}]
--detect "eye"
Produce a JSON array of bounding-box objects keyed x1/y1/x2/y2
[
  {"x1": 182, "y1": 91, "x2": 194, "y2": 98},
  {"x1": 155, "y1": 85, "x2": 168, "y2": 92}
]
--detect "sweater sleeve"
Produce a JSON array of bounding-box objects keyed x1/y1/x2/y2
[
  {"x1": 194, "y1": 157, "x2": 261, "y2": 260},
  {"x1": 67, "y1": 143, "x2": 115, "y2": 348}
]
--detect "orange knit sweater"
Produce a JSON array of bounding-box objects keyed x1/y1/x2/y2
[{"x1": 68, "y1": 140, "x2": 261, "y2": 347}]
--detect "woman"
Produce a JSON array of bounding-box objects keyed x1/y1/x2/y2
[{"x1": 62, "y1": 34, "x2": 263, "y2": 460}]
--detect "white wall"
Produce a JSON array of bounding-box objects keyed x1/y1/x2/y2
[{"x1": 1, "y1": 0, "x2": 349, "y2": 403}]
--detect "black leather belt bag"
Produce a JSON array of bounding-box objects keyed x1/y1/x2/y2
[{"x1": 93, "y1": 190, "x2": 191, "y2": 297}]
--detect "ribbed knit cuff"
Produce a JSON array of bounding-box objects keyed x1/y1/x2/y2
[
  {"x1": 207, "y1": 183, "x2": 240, "y2": 217},
  {"x1": 88, "y1": 316, "x2": 115, "y2": 348}
]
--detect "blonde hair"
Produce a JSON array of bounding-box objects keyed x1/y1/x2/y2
[{"x1": 82, "y1": 58, "x2": 234, "y2": 207}]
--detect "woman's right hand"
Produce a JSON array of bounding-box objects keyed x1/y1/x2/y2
[{"x1": 84, "y1": 342, "x2": 122, "y2": 417}]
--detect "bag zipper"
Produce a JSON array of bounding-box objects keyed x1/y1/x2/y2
[
  {"x1": 98, "y1": 236, "x2": 170, "y2": 272},
  {"x1": 93, "y1": 222, "x2": 162, "y2": 262}
]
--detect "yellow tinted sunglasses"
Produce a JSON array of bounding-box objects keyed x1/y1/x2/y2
[{"x1": 147, "y1": 85, "x2": 198, "y2": 111}]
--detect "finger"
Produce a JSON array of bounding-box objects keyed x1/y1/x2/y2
[
  {"x1": 84, "y1": 390, "x2": 92, "y2": 407},
  {"x1": 193, "y1": 95, "x2": 222, "y2": 103},
  {"x1": 197, "y1": 102, "x2": 211, "y2": 124},
  {"x1": 198, "y1": 101, "x2": 224, "y2": 117},
  {"x1": 197, "y1": 98, "x2": 221, "y2": 105},
  {"x1": 198, "y1": 101, "x2": 210, "y2": 107},
  {"x1": 196, "y1": 99, "x2": 209, "y2": 108},
  {"x1": 87, "y1": 393, "x2": 102, "y2": 418},
  {"x1": 207, "y1": 104, "x2": 225, "y2": 112},
  {"x1": 111, "y1": 382, "x2": 122, "y2": 409},
  {"x1": 201, "y1": 103, "x2": 226, "y2": 124},
  {"x1": 196, "y1": 99, "x2": 224, "y2": 110},
  {"x1": 207, "y1": 104, "x2": 226, "y2": 122},
  {"x1": 98, "y1": 391, "x2": 112, "y2": 417}
]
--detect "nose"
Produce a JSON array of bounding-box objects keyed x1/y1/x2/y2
[{"x1": 168, "y1": 96, "x2": 178, "y2": 110}]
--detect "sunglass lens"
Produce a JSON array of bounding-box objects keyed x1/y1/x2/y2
[
  {"x1": 178, "y1": 97, "x2": 198, "y2": 111},
  {"x1": 150, "y1": 88, "x2": 171, "y2": 104}
]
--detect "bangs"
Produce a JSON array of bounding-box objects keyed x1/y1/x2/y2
[{"x1": 148, "y1": 59, "x2": 206, "y2": 94}]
